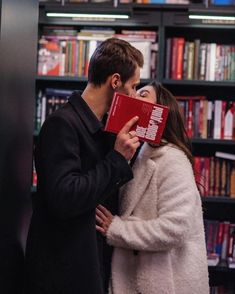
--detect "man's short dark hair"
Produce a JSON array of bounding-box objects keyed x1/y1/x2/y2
[{"x1": 88, "y1": 38, "x2": 144, "y2": 86}]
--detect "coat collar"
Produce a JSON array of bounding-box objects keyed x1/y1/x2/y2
[
  {"x1": 69, "y1": 91, "x2": 103, "y2": 134},
  {"x1": 138, "y1": 141, "x2": 175, "y2": 160},
  {"x1": 119, "y1": 142, "x2": 175, "y2": 216}
]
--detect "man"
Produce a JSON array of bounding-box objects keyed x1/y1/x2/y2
[{"x1": 24, "y1": 38, "x2": 143, "y2": 294}]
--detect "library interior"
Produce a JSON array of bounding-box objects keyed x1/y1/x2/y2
[{"x1": 0, "y1": 0, "x2": 235, "y2": 293}]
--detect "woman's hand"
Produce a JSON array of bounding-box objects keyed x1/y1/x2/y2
[{"x1": 96, "y1": 205, "x2": 114, "y2": 236}]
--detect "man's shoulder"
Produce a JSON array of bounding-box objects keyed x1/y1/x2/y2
[{"x1": 49, "y1": 90, "x2": 82, "y2": 119}]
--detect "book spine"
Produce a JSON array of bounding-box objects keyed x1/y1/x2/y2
[
  {"x1": 175, "y1": 38, "x2": 185, "y2": 80},
  {"x1": 186, "y1": 42, "x2": 194, "y2": 80},
  {"x1": 221, "y1": 101, "x2": 227, "y2": 139},
  {"x1": 220, "y1": 159, "x2": 227, "y2": 196},
  {"x1": 209, "y1": 43, "x2": 217, "y2": 81},
  {"x1": 230, "y1": 164, "x2": 235, "y2": 198},
  {"x1": 215, "y1": 222, "x2": 224, "y2": 258},
  {"x1": 199, "y1": 43, "x2": 207, "y2": 81},
  {"x1": 171, "y1": 38, "x2": 178, "y2": 79},
  {"x1": 209, "y1": 157, "x2": 215, "y2": 196},
  {"x1": 221, "y1": 222, "x2": 230, "y2": 261},
  {"x1": 202, "y1": 100, "x2": 208, "y2": 139},
  {"x1": 187, "y1": 99, "x2": 193, "y2": 138},
  {"x1": 165, "y1": 38, "x2": 172, "y2": 79},
  {"x1": 213, "y1": 100, "x2": 222, "y2": 139},
  {"x1": 193, "y1": 39, "x2": 200, "y2": 80}
]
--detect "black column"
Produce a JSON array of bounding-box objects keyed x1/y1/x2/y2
[{"x1": 0, "y1": 1, "x2": 38, "y2": 293}]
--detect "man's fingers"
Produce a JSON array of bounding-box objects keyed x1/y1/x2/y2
[
  {"x1": 119, "y1": 116, "x2": 139, "y2": 134},
  {"x1": 129, "y1": 136, "x2": 139, "y2": 144},
  {"x1": 127, "y1": 130, "x2": 137, "y2": 139},
  {"x1": 132, "y1": 141, "x2": 141, "y2": 149}
]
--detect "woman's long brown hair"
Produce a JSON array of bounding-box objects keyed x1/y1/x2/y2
[{"x1": 149, "y1": 81, "x2": 194, "y2": 167}]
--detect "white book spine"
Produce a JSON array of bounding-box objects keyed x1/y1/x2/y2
[
  {"x1": 213, "y1": 100, "x2": 222, "y2": 139},
  {"x1": 209, "y1": 43, "x2": 217, "y2": 81},
  {"x1": 130, "y1": 41, "x2": 152, "y2": 79},
  {"x1": 215, "y1": 152, "x2": 235, "y2": 161},
  {"x1": 224, "y1": 102, "x2": 235, "y2": 140},
  {"x1": 41, "y1": 95, "x2": 47, "y2": 126},
  {"x1": 88, "y1": 40, "x2": 98, "y2": 61}
]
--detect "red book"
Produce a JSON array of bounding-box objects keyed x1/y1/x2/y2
[
  {"x1": 104, "y1": 92, "x2": 169, "y2": 144},
  {"x1": 37, "y1": 38, "x2": 61, "y2": 76},
  {"x1": 204, "y1": 157, "x2": 210, "y2": 196},
  {"x1": 175, "y1": 37, "x2": 185, "y2": 80}
]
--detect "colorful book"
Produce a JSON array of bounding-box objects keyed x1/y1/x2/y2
[{"x1": 104, "y1": 92, "x2": 169, "y2": 144}]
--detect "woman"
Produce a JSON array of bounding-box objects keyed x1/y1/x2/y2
[{"x1": 96, "y1": 82, "x2": 209, "y2": 294}]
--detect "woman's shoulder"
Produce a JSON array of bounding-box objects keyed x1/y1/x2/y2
[{"x1": 139, "y1": 142, "x2": 187, "y2": 160}]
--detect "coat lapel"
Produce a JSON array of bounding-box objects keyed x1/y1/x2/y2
[{"x1": 120, "y1": 144, "x2": 156, "y2": 216}]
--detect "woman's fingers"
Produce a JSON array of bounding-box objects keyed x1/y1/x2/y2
[
  {"x1": 96, "y1": 225, "x2": 106, "y2": 235},
  {"x1": 95, "y1": 214, "x2": 103, "y2": 225},
  {"x1": 96, "y1": 205, "x2": 114, "y2": 236},
  {"x1": 97, "y1": 204, "x2": 112, "y2": 217},
  {"x1": 96, "y1": 207, "x2": 107, "y2": 220}
]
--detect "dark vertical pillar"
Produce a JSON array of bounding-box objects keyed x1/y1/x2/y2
[{"x1": 0, "y1": 1, "x2": 38, "y2": 293}]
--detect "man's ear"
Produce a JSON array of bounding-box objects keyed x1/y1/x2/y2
[{"x1": 111, "y1": 73, "x2": 121, "y2": 90}]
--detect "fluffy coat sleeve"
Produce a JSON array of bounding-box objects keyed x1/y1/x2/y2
[{"x1": 106, "y1": 147, "x2": 200, "y2": 252}]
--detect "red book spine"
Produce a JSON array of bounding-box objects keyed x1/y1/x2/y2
[
  {"x1": 204, "y1": 157, "x2": 210, "y2": 196},
  {"x1": 215, "y1": 222, "x2": 224, "y2": 257},
  {"x1": 176, "y1": 38, "x2": 185, "y2": 80},
  {"x1": 199, "y1": 100, "x2": 204, "y2": 138},
  {"x1": 187, "y1": 99, "x2": 193, "y2": 138}
]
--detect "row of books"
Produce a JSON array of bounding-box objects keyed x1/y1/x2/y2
[
  {"x1": 204, "y1": 219, "x2": 235, "y2": 268},
  {"x1": 165, "y1": 38, "x2": 235, "y2": 81},
  {"x1": 40, "y1": 0, "x2": 235, "y2": 4},
  {"x1": 177, "y1": 97, "x2": 235, "y2": 140},
  {"x1": 210, "y1": 0, "x2": 235, "y2": 4},
  {"x1": 128, "y1": 0, "x2": 189, "y2": 3},
  {"x1": 37, "y1": 28, "x2": 158, "y2": 79},
  {"x1": 35, "y1": 88, "x2": 73, "y2": 131},
  {"x1": 35, "y1": 90, "x2": 235, "y2": 143},
  {"x1": 39, "y1": 0, "x2": 190, "y2": 3},
  {"x1": 195, "y1": 154, "x2": 235, "y2": 197}
]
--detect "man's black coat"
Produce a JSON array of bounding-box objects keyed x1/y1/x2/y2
[{"x1": 24, "y1": 92, "x2": 133, "y2": 294}]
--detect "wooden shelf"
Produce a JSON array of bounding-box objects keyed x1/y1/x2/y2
[
  {"x1": 36, "y1": 76, "x2": 88, "y2": 82},
  {"x1": 202, "y1": 196, "x2": 235, "y2": 204},
  {"x1": 209, "y1": 264, "x2": 235, "y2": 274},
  {"x1": 36, "y1": 75, "x2": 152, "y2": 85},
  {"x1": 162, "y1": 79, "x2": 235, "y2": 87},
  {"x1": 191, "y1": 138, "x2": 235, "y2": 146}
]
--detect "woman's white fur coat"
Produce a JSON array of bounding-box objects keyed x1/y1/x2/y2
[{"x1": 107, "y1": 143, "x2": 209, "y2": 294}]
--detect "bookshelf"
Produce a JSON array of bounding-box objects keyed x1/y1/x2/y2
[{"x1": 36, "y1": 1, "x2": 235, "y2": 292}]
